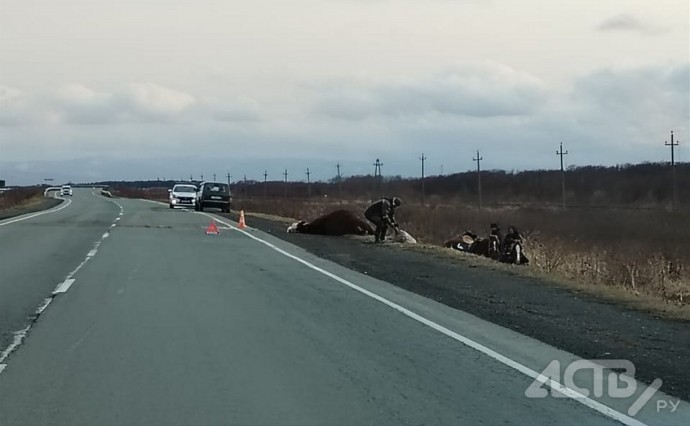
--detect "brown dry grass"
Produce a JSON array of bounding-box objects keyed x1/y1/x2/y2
[
  {"x1": 234, "y1": 197, "x2": 690, "y2": 310},
  {"x1": 0, "y1": 187, "x2": 44, "y2": 210}
]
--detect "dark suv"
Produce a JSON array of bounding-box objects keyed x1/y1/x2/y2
[{"x1": 195, "y1": 181, "x2": 232, "y2": 213}]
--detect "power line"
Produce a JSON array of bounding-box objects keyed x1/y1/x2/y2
[
  {"x1": 557, "y1": 142, "x2": 568, "y2": 209},
  {"x1": 665, "y1": 131, "x2": 679, "y2": 212},
  {"x1": 283, "y1": 169, "x2": 288, "y2": 199},
  {"x1": 336, "y1": 163, "x2": 342, "y2": 201},
  {"x1": 420, "y1": 153, "x2": 427, "y2": 205},
  {"x1": 373, "y1": 158, "x2": 383, "y2": 199},
  {"x1": 263, "y1": 170, "x2": 268, "y2": 197},
  {"x1": 473, "y1": 150, "x2": 483, "y2": 210},
  {"x1": 306, "y1": 168, "x2": 311, "y2": 200}
]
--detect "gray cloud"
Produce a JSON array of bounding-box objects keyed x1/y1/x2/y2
[
  {"x1": 0, "y1": 84, "x2": 262, "y2": 126},
  {"x1": 570, "y1": 63, "x2": 689, "y2": 129},
  {"x1": 597, "y1": 14, "x2": 664, "y2": 35},
  {"x1": 312, "y1": 65, "x2": 548, "y2": 120},
  {"x1": 1, "y1": 63, "x2": 688, "y2": 185}
]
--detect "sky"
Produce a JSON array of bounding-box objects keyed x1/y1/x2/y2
[{"x1": 1, "y1": 0, "x2": 688, "y2": 185}]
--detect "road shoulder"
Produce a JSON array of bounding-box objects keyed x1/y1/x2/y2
[
  {"x1": 0, "y1": 196, "x2": 63, "y2": 221},
  {"x1": 230, "y1": 212, "x2": 690, "y2": 401}
]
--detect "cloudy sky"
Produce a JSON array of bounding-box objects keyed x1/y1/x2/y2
[{"x1": 1, "y1": 0, "x2": 688, "y2": 184}]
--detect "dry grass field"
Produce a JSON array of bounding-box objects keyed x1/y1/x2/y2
[
  {"x1": 0, "y1": 187, "x2": 44, "y2": 210},
  {"x1": 235, "y1": 196, "x2": 690, "y2": 307}
]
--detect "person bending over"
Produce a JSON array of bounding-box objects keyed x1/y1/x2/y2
[{"x1": 364, "y1": 197, "x2": 402, "y2": 243}]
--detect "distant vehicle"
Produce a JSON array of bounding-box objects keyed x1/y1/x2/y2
[
  {"x1": 195, "y1": 181, "x2": 231, "y2": 213},
  {"x1": 60, "y1": 185, "x2": 73, "y2": 196},
  {"x1": 168, "y1": 184, "x2": 197, "y2": 209}
]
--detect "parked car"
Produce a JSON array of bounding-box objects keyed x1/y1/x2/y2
[
  {"x1": 195, "y1": 181, "x2": 231, "y2": 213},
  {"x1": 60, "y1": 185, "x2": 73, "y2": 196},
  {"x1": 168, "y1": 184, "x2": 197, "y2": 209}
]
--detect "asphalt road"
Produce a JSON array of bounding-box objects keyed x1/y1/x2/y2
[{"x1": 0, "y1": 190, "x2": 687, "y2": 426}]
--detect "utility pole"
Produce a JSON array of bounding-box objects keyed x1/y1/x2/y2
[
  {"x1": 440, "y1": 164, "x2": 444, "y2": 176},
  {"x1": 373, "y1": 158, "x2": 383, "y2": 198},
  {"x1": 473, "y1": 150, "x2": 482, "y2": 209},
  {"x1": 190, "y1": 175, "x2": 193, "y2": 182},
  {"x1": 306, "y1": 168, "x2": 311, "y2": 200},
  {"x1": 557, "y1": 142, "x2": 568, "y2": 209},
  {"x1": 420, "y1": 153, "x2": 427, "y2": 205},
  {"x1": 201, "y1": 174, "x2": 204, "y2": 181},
  {"x1": 213, "y1": 173, "x2": 216, "y2": 181},
  {"x1": 283, "y1": 169, "x2": 288, "y2": 199},
  {"x1": 263, "y1": 170, "x2": 268, "y2": 197},
  {"x1": 226, "y1": 173, "x2": 231, "y2": 185},
  {"x1": 336, "y1": 163, "x2": 342, "y2": 201},
  {"x1": 665, "y1": 131, "x2": 679, "y2": 212}
]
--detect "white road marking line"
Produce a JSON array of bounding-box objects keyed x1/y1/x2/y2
[
  {"x1": 53, "y1": 279, "x2": 76, "y2": 294},
  {"x1": 201, "y1": 212, "x2": 648, "y2": 426},
  {"x1": 111, "y1": 224, "x2": 116, "y2": 228},
  {"x1": 0, "y1": 326, "x2": 30, "y2": 365},
  {"x1": 0, "y1": 197, "x2": 119, "y2": 375},
  {"x1": 35, "y1": 298, "x2": 52, "y2": 315},
  {"x1": 0, "y1": 197, "x2": 72, "y2": 227},
  {"x1": 115, "y1": 217, "x2": 120, "y2": 222},
  {"x1": 64, "y1": 253, "x2": 93, "y2": 281}
]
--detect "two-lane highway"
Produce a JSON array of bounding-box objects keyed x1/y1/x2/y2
[
  {"x1": 0, "y1": 192, "x2": 687, "y2": 425},
  {"x1": 0, "y1": 190, "x2": 121, "y2": 355}
]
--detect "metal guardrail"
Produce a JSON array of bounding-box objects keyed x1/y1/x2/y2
[{"x1": 43, "y1": 187, "x2": 61, "y2": 196}]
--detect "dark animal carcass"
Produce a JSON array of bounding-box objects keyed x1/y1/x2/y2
[
  {"x1": 287, "y1": 209, "x2": 374, "y2": 236},
  {"x1": 444, "y1": 230, "x2": 500, "y2": 259}
]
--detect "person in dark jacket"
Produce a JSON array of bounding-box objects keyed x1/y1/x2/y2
[
  {"x1": 364, "y1": 197, "x2": 401, "y2": 243},
  {"x1": 500, "y1": 225, "x2": 529, "y2": 264},
  {"x1": 489, "y1": 223, "x2": 503, "y2": 260}
]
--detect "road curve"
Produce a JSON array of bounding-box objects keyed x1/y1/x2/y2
[{"x1": 0, "y1": 192, "x2": 686, "y2": 425}]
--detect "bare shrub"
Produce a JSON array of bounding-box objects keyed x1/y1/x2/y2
[{"x1": 0, "y1": 187, "x2": 43, "y2": 210}]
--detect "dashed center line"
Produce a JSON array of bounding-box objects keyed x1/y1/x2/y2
[
  {"x1": 52, "y1": 279, "x2": 76, "y2": 295},
  {"x1": 0, "y1": 194, "x2": 126, "y2": 376}
]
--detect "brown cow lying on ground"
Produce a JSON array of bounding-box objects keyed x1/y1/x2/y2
[{"x1": 287, "y1": 209, "x2": 374, "y2": 236}]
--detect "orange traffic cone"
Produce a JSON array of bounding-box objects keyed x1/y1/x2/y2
[
  {"x1": 238, "y1": 210, "x2": 247, "y2": 229},
  {"x1": 205, "y1": 220, "x2": 220, "y2": 235}
]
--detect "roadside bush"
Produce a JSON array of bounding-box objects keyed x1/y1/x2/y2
[{"x1": 0, "y1": 187, "x2": 43, "y2": 210}]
